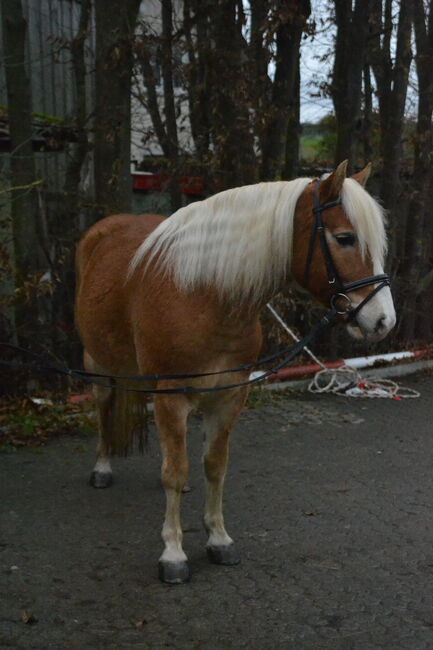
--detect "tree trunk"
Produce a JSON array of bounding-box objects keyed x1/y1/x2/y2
[
  {"x1": 183, "y1": 0, "x2": 211, "y2": 167},
  {"x1": 161, "y1": 0, "x2": 181, "y2": 210},
  {"x1": 63, "y1": 0, "x2": 92, "y2": 227},
  {"x1": 362, "y1": 63, "x2": 373, "y2": 163},
  {"x1": 380, "y1": 0, "x2": 412, "y2": 220},
  {"x1": 209, "y1": 0, "x2": 257, "y2": 189},
  {"x1": 261, "y1": 0, "x2": 310, "y2": 180},
  {"x1": 94, "y1": 0, "x2": 141, "y2": 217},
  {"x1": 369, "y1": 0, "x2": 412, "y2": 221},
  {"x1": 249, "y1": 0, "x2": 272, "y2": 164},
  {"x1": 52, "y1": 0, "x2": 92, "y2": 364},
  {"x1": 283, "y1": 57, "x2": 301, "y2": 179},
  {"x1": 331, "y1": 0, "x2": 371, "y2": 170},
  {"x1": 1, "y1": 0, "x2": 46, "y2": 349},
  {"x1": 2, "y1": 0, "x2": 40, "y2": 279},
  {"x1": 399, "y1": 0, "x2": 433, "y2": 342}
]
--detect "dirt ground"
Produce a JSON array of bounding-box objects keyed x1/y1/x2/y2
[{"x1": 2, "y1": 374, "x2": 433, "y2": 649}]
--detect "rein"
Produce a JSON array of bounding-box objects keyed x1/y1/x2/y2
[
  {"x1": 303, "y1": 180, "x2": 390, "y2": 319},
  {"x1": 0, "y1": 309, "x2": 338, "y2": 394},
  {"x1": 1, "y1": 181, "x2": 391, "y2": 394}
]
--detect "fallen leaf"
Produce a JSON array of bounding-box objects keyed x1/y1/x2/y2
[
  {"x1": 21, "y1": 611, "x2": 37, "y2": 625},
  {"x1": 135, "y1": 618, "x2": 148, "y2": 629}
]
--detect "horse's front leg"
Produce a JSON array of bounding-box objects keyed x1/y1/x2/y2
[
  {"x1": 202, "y1": 387, "x2": 248, "y2": 566},
  {"x1": 154, "y1": 394, "x2": 192, "y2": 584}
]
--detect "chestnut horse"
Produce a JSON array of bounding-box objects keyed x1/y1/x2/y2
[{"x1": 75, "y1": 161, "x2": 395, "y2": 583}]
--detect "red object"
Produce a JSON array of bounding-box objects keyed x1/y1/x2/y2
[
  {"x1": 412, "y1": 349, "x2": 429, "y2": 358},
  {"x1": 132, "y1": 172, "x2": 167, "y2": 192},
  {"x1": 180, "y1": 176, "x2": 204, "y2": 195},
  {"x1": 267, "y1": 348, "x2": 431, "y2": 384},
  {"x1": 68, "y1": 393, "x2": 92, "y2": 404},
  {"x1": 132, "y1": 172, "x2": 219, "y2": 196},
  {"x1": 268, "y1": 359, "x2": 344, "y2": 382}
]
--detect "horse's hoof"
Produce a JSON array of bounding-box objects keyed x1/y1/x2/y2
[
  {"x1": 206, "y1": 544, "x2": 240, "y2": 566},
  {"x1": 158, "y1": 560, "x2": 190, "y2": 584},
  {"x1": 89, "y1": 471, "x2": 113, "y2": 489}
]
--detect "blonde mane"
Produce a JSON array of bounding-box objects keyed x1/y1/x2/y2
[{"x1": 129, "y1": 177, "x2": 387, "y2": 302}]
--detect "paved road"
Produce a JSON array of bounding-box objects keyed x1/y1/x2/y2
[{"x1": 2, "y1": 373, "x2": 433, "y2": 649}]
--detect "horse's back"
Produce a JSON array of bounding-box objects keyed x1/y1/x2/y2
[
  {"x1": 76, "y1": 213, "x2": 165, "y2": 278},
  {"x1": 75, "y1": 213, "x2": 165, "y2": 372}
]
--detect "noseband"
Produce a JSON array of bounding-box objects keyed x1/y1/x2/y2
[{"x1": 303, "y1": 180, "x2": 390, "y2": 320}]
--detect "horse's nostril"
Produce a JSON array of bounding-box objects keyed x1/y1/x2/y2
[{"x1": 375, "y1": 315, "x2": 386, "y2": 332}]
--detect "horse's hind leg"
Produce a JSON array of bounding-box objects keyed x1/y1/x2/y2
[
  {"x1": 84, "y1": 351, "x2": 114, "y2": 488},
  {"x1": 89, "y1": 383, "x2": 114, "y2": 488},
  {"x1": 202, "y1": 387, "x2": 248, "y2": 566},
  {"x1": 154, "y1": 393, "x2": 192, "y2": 584}
]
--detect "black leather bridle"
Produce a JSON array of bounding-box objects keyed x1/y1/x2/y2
[{"x1": 303, "y1": 180, "x2": 390, "y2": 321}]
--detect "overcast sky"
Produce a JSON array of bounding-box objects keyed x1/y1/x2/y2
[
  {"x1": 299, "y1": 0, "x2": 334, "y2": 123},
  {"x1": 298, "y1": 0, "x2": 418, "y2": 123}
]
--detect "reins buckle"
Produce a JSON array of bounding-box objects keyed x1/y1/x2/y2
[{"x1": 330, "y1": 292, "x2": 352, "y2": 315}]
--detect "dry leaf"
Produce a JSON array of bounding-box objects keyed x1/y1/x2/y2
[
  {"x1": 135, "y1": 618, "x2": 148, "y2": 629},
  {"x1": 21, "y1": 611, "x2": 37, "y2": 625}
]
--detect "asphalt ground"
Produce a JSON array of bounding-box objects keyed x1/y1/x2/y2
[{"x1": 2, "y1": 373, "x2": 433, "y2": 649}]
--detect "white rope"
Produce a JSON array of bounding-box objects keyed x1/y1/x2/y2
[
  {"x1": 309, "y1": 365, "x2": 420, "y2": 399},
  {"x1": 266, "y1": 303, "x2": 420, "y2": 399},
  {"x1": 266, "y1": 303, "x2": 325, "y2": 368}
]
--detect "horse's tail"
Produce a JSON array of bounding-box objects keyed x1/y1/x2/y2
[
  {"x1": 99, "y1": 387, "x2": 148, "y2": 456},
  {"x1": 85, "y1": 350, "x2": 149, "y2": 456}
]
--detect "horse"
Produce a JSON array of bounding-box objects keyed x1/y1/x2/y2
[{"x1": 75, "y1": 160, "x2": 396, "y2": 584}]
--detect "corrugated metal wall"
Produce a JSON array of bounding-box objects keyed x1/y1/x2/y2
[{"x1": 0, "y1": 0, "x2": 95, "y2": 195}]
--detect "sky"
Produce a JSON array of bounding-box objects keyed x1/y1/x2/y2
[
  {"x1": 299, "y1": 1, "x2": 335, "y2": 123},
  {"x1": 298, "y1": 0, "x2": 418, "y2": 123}
]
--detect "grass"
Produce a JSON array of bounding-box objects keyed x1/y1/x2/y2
[{"x1": 300, "y1": 135, "x2": 323, "y2": 162}]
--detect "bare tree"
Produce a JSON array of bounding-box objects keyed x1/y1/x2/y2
[
  {"x1": 135, "y1": 1, "x2": 185, "y2": 208},
  {"x1": 208, "y1": 0, "x2": 257, "y2": 188},
  {"x1": 331, "y1": 0, "x2": 371, "y2": 170},
  {"x1": 63, "y1": 0, "x2": 92, "y2": 225},
  {"x1": 399, "y1": 0, "x2": 433, "y2": 341},
  {"x1": 183, "y1": 0, "x2": 212, "y2": 170},
  {"x1": 1, "y1": 0, "x2": 41, "y2": 279},
  {"x1": 261, "y1": 0, "x2": 311, "y2": 180},
  {"x1": 94, "y1": 0, "x2": 141, "y2": 216},
  {"x1": 249, "y1": 0, "x2": 272, "y2": 165},
  {"x1": 369, "y1": 0, "x2": 412, "y2": 219}
]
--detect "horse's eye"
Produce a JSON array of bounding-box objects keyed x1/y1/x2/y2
[{"x1": 335, "y1": 232, "x2": 356, "y2": 247}]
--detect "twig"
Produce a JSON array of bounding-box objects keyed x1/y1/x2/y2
[{"x1": 0, "y1": 179, "x2": 44, "y2": 195}]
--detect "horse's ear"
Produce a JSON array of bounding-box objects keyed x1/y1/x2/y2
[
  {"x1": 351, "y1": 162, "x2": 372, "y2": 188},
  {"x1": 319, "y1": 160, "x2": 348, "y2": 201}
]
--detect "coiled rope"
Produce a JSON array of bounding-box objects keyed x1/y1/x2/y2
[{"x1": 266, "y1": 303, "x2": 420, "y2": 399}]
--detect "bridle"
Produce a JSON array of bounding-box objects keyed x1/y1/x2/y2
[{"x1": 303, "y1": 180, "x2": 390, "y2": 321}]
